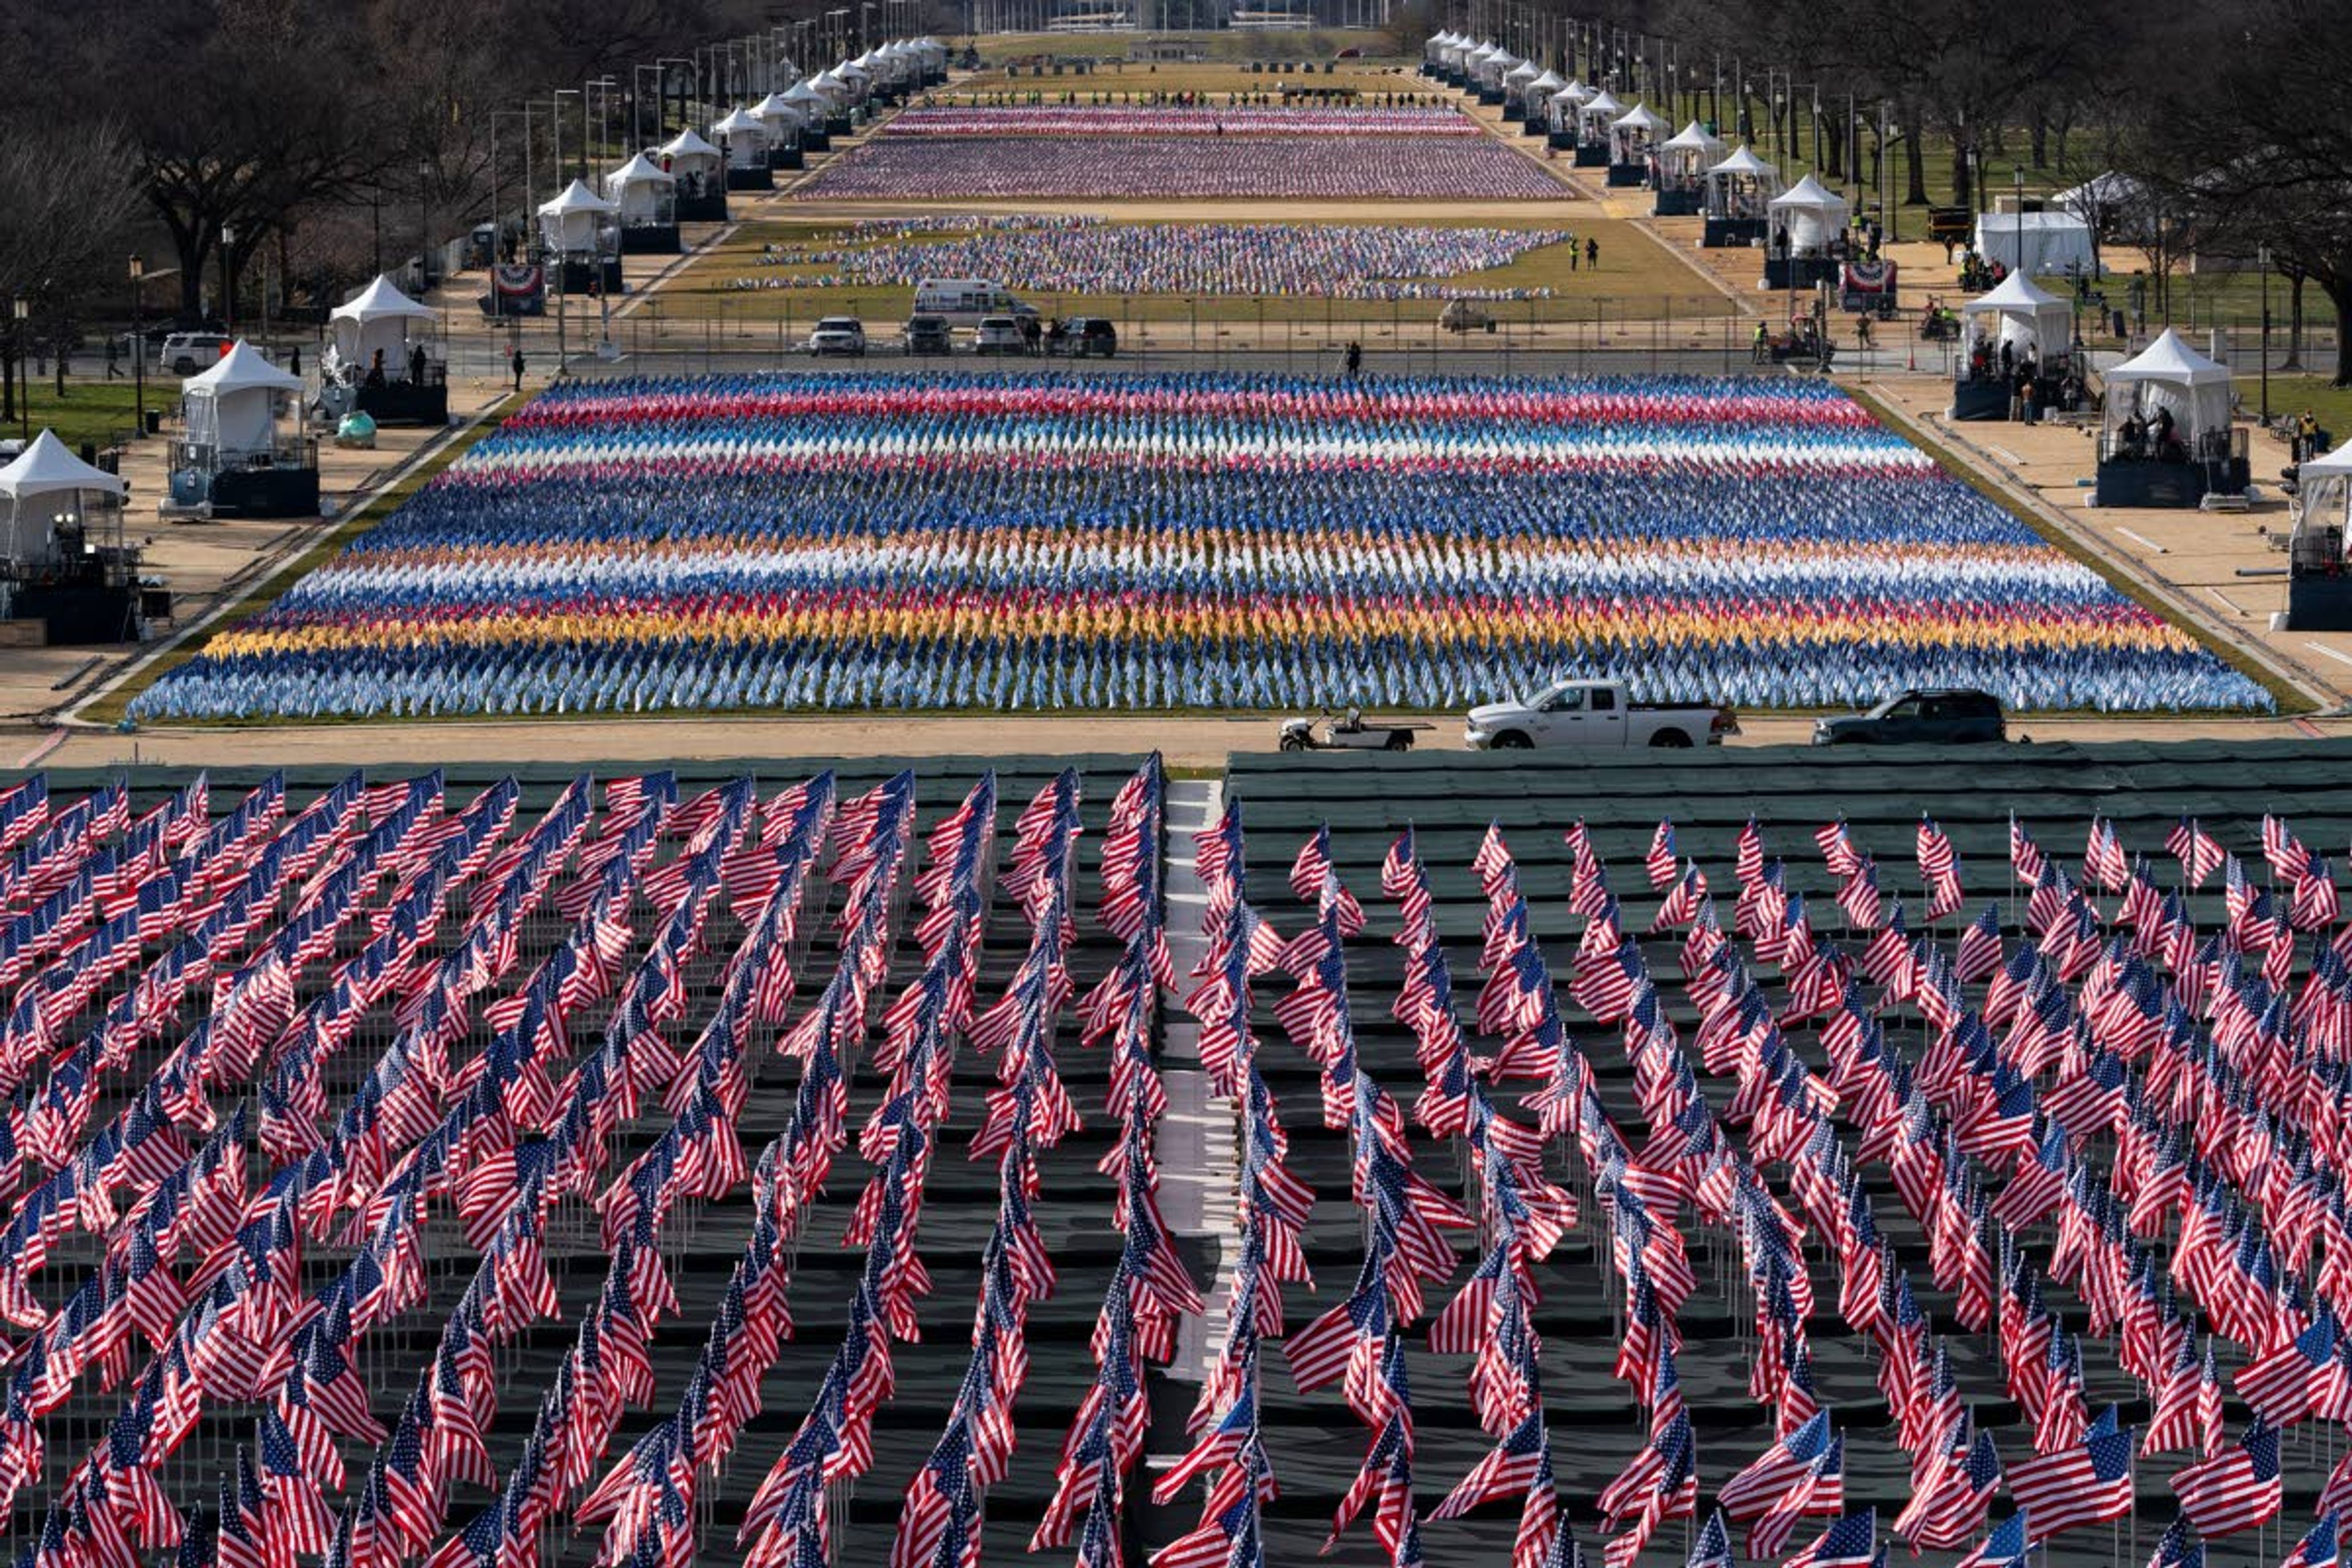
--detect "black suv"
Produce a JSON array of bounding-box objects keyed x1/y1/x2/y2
[
  {"x1": 1052, "y1": 317, "x2": 1117, "y2": 358},
  {"x1": 902, "y1": 315, "x2": 953, "y2": 356},
  {"x1": 1812, "y1": 688, "x2": 2007, "y2": 746}
]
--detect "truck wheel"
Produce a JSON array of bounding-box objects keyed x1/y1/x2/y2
[
  {"x1": 1280, "y1": 736, "x2": 1306, "y2": 752},
  {"x1": 1493, "y1": 732, "x2": 1532, "y2": 750},
  {"x1": 1384, "y1": 733, "x2": 1411, "y2": 752},
  {"x1": 1650, "y1": 730, "x2": 1692, "y2": 748}
]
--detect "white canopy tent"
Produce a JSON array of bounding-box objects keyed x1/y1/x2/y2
[
  {"x1": 1502, "y1": 59, "x2": 1542, "y2": 99},
  {"x1": 0, "y1": 431, "x2": 125, "y2": 569},
  {"x1": 604, "y1": 155, "x2": 677, "y2": 225},
  {"x1": 181, "y1": 341, "x2": 302, "y2": 460},
  {"x1": 657, "y1": 129, "x2": 723, "y2": 184},
  {"x1": 1545, "y1": 82, "x2": 1589, "y2": 132},
  {"x1": 783, "y1": 81, "x2": 830, "y2": 123},
  {"x1": 537, "y1": 179, "x2": 617, "y2": 255},
  {"x1": 753, "y1": 90, "x2": 809, "y2": 138},
  {"x1": 1520, "y1": 69, "x2": 1564, "y2": 115},
  {"x1": 713, "y1": 107, "x2": 771, "y2": 168},
  {"x1": 2104, "y1": 328, "x2": 2234, "y2": 448},
  {"x1": 1609, "y1": 102, "x2": 1666, "y2": 164},
  {"x1": 1474, "y1": 51, "x2": 1521, "y2": 91},
  {"x1": 329, "y1": 276, "x2": 437, "y2": 376},
  {"x1": 1574, "y1": 89, "x2": 1622, "y2": 143},
  {"x1": 1767, "y1": 174, "x2": 1850, "y2": 255},
  {"x1": 1959, "y1": 273, "x2": 2073, "y2": 363},
  {"x1": 1973, "y1": 211, "x2": 2097, "y2": 277},
  {"x1": 1657, "y1": 121, "x2": 1724, "y2": 186},
  {"x1": 2294, "y1": 440, "x2": 2352, "y2": 546},
  {"x1": 1705, "y1": 145, "x2": 1780, "y2": 220}
]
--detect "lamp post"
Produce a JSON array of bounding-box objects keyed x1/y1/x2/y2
[
  {"x1": 129, "y1": 256, "x2": 146, "y2": 439},
  {"x1": 220, "y1": 225, "x2": 236, "y2": 336},
  {"x1": 418, "y1": 158, "x2": 433, "y2": 291},
  {"x1": 11, "y1": 298, "x2": 28, "y2": 442},
  {"x1": 2013, "y1": 164, "x2": 2024, "y2": 289},
  {"x1": 2258, "y1": 243, "x2": 2271, "y2": 424}
]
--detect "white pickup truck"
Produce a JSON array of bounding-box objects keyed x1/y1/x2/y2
[{"x1": 1463, "y1": 679, "x2": 1740, "y2": 751}]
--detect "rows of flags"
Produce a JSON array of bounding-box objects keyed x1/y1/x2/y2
[
  {"x1": 127, "y1": 371, "x2": 2272, "y2": 725},
  {"x1": 10, "y1": 753, "x2": 2352, "y2": 1568}
]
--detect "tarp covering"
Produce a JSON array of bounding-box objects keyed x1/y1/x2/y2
[{"x1": 1973, "y1": 211, "x2": 2097, "y2": 277}]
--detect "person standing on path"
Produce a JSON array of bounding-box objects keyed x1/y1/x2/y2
[
  {"x1": 1586, "y1": 237, "x2": 1599, "y2": 270},
  {"x1": 1343, "y1": 341, "x2": 1362, "y2": 378},
  {"x1": 511, "y1": 347, "x2": 526, "y2": 394}
]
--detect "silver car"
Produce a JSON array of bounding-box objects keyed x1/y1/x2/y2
[{"x1": 805, "y1": 317, "x2": 866, "y2": 356}]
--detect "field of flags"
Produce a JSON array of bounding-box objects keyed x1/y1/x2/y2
[
  {"x1": 127, "y1": 372, "x2": 2267, "y2": 724},
  {"x1": 729, "y1": 216, "x2": 1570, "y2": 301},
  {"x1": 9, "y1": 738, "x2": 2352, "y2": 1567},
  {"x1": 794, "y1": 105, "x2": 1567, "y2": 201}
]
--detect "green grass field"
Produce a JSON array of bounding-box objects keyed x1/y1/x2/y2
[
  {"x1": 4, "y1": 380, "x2": 151, "y2": 454},
  {"x1": 667, "y1": 214, "x2": 1716, "y2": 326}
]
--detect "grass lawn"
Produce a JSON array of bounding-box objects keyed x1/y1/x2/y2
[
  {"x1": 665, "y1": 214, "x2": 1717, "y2": 325},
  {"x1": 4, "y1": 380, "x2": 152, "y2": 454},
  {"x1": 971, "y1": 29, "x2": 1395, "y2": 65}
]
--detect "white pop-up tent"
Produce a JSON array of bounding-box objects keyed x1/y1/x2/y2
[
  {"x1": 658, "y1": 129, "x2": 723, "y2": 182},
  {"x1": 1973, "y1": 211, "x2": 2097, "y2": 277},
  {"x1": 2104, "y1": 328, "x2": 2234, "y2": 448},
  {"x1": 329, "y1": 275, "x2": 436, "y2": 375},
  {"x1": 1502, "y1": 59, "x2": 1542, "y2": 104},
  {"x1": 1705, "y1": 144, "x2": 1781, "y2": 220},
  {"x1": 1609, "y1": 102, "x2": 1667, "y2": 164},
  {"x1": 1657, "y1": 121, "x2": 1724, "y2": 185},
  {"x1": 0, "y1": 431, "x2": 125, "y2": 568},
  {"x1": 1520, "y1": 69, "x2": 1563, "y2": 116},
  {"x1": 753, "y1": 89, "x2": 810, "y2": 138},
  {"x1": 713, "y1": 107, "x2": 771, "y2": 168},
  {"x1": 604, "y1": 154, "x2": 677, "y2": 225},
  {"x1": 537, "y1": 179, "x2": 617, "y2": 255},
  {"x1": 1574, "y1": 89, "x2": 1622, "y2": 143},
  {"x1": 181, "y1": 341, "x2": 302, "y2": 461},
  {"x1": 1767, "y1": 174, "x2": 1850, "y2": 254},
  {"x1": 1959, "y1": 273, "x2": 2073, "y2": 363},
  {"x1": 2294, "y1": 440, "x2": 2352, "y2": 540},
  {"x1": 1545, "y1": 81, "x2": 1588, "y2": 132}
]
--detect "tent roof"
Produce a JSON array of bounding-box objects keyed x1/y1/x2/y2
[
  {"x1": 330, "y1": 274, "x2": 434, "y2": 325},
  {"x1": 1707, "y1": 144, "x2": 1776, "y2": 177},
  {"x1": 608, "y1": 153, "x2": 676, "y2": 188},
  {"x1": 2106, "y1": 327, "x2": 2233, "y2": 386},
  {"x1": 1961, "y1": 271, "x2": 2067, "y2": 314},
  {"x1": 712, "y1": 107, "x2": 767, "y2": 135},
  {"x1": 538, "y1": 178, "x2": 616, "y2": 218},
  {"x1": 0, "y1": 431, "x2": 126, "y2": 502},
  {"x1": 658, "y1": 129, "x2": 721, "y2": 160},
  {"x1": 1769, "y1": 173, "x2": 1847, "y2": 213},
  {"x1": 1504, "y1": 60, "x2": 1542, "y2": 81},
  {"x1": 1526, "y1": 70, "x2": 1564, "y2": 91},
  {"x1": 182, "y1": 339, "x2": 302, "y2": 397},
  {"x1": 783, "y1": 81, "x2": 829, "y2": 104},
  {"x1": 2056, "y1": 170, "x2": 2142, "y2": 211},
  {"x1": 2302, "y1": 440, "x2": 2352, "y2": 478},
  {"x1": 1612, "y1": 102, "x2": 1666, "y2": 130},
  {"x1": 1578, "y1": 89, "x2": 1622, "y2": 116},
  {"x1": 1661, "y1": 119, "x2": 1723, "y2": 151},
  {"x1": 754, "y1": 91, "x2": 802, "y2": 118},
  {"x1": 1548, "y1": 82, "x2": 1589, "y2": 103}
]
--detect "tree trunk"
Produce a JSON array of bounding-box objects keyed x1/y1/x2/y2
[
  {"x1": 1826, "y1": 107, "x2": 1844, "y2": 179},
  {"x1": 2329, "y1": 277, "x2": 2352, "y2": 388},
  {"x1": 1950, "y1": 130, "x2": 1972, "y2": 206},
  {"x1": 2285, "y1": 272, "x2": 2304, "y2": 371},
  {"x1": 2029, "y1": 110, "x2": 2047, "y2": 168},
  {"x1": 2, "y1": 349, "x2": 13, "y2": 424},
  {"x1": 1904, "y1": 125, "x2": 1928, "y2": 206}
]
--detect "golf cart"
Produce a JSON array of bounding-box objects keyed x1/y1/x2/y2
[{"x1": 1279, "y1": 707, "x2": 1431, "y2": 752}]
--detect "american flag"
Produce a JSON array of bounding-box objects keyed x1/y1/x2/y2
[
  {"x1": 2008, "y1": 1422, "x2": 2135, "y2": 1541},
  {"x1": 1782, "y1": 1507, "x2": 1877, "y2": 1568},
  {"x1": 2172, "y1": 1419, "x2": 2282, "y2": 1537}
]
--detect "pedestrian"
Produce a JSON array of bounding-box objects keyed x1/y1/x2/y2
[
  {"x1": 1585, "y1": 236, "x2": 1599, "y2": 270},
  {"x1": 1752, "y1": 320, "x2": 1769, "y2": 364},
  {"x1": 511, "y1": 346, "x2": 526, "y2": 394},
  {"x1": 105, "y1": 337, "x2": 121, "y2": 381},
  {"x1": 290, "y1": 345, "x2": 300, "y2": 377},
  {"x1": 1343, "y1": 340, "x2": 1362, "y2": 378}
]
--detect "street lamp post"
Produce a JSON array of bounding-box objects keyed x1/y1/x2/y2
[
  {"x1": 129, "y1": 256, "x2": 146, "y2": 439},
  {"x1": 2259, "y1": 243, "x2": 2271, "y2": 424},
  {"x1": 417, "y1": 158, "x2": 433, "y2": 291},
  {"x1": 220, "y1": 226, "x2": 236, "y2": 335},
  {"x1": 11, "y1": 298, "x2": 28, "y2": 442}
]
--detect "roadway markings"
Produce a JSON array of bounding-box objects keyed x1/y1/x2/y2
[
  {"x1": 2303, "y1": 641, "x2": 2352, "y2": 669},
  {"x1": 12, "y1": 730, "x2": 64, "y2": 772},
  {"x1": 2115, "y1": 526, "x2": 2166, "y2": 553},
  {"x1": 2207, "y1": 587, "x2": 2245, "y2": 616}
]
